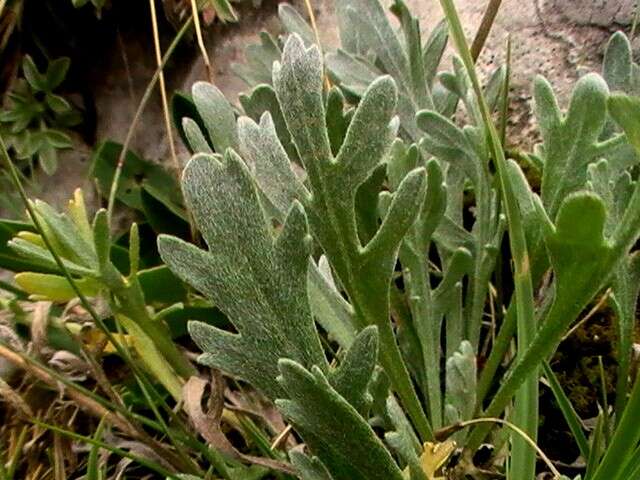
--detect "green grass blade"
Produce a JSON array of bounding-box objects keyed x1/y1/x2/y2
[
  {"x1": 614, "y1": 445, "x2": 640, "y2": 480},
  {"x1": 542, "y1": 362, "x2": 590, "y2": 459},
  {"x1": 591, "y1": 373, "x2": 640, "y2": 480},
  {"x1": 437, "y1": 0, "x2": 538, "y2": 476},
  {"x1": 87, "y1": 416, "x2": 108, "y2": 480},
  {"x1": 586, "y1": 411, "x2": 605, "y2": 478},
  {"x1": 30, "y1": 419, "x2": 181, "y2": 480}
]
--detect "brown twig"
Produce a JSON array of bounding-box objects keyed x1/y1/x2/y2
[
  {"x1": 470, "y1": 0, "x2": 503, "y2": 62},
  {"x1": 148, "y1": 0, "x2": 180, "y2": 178},
  {"x1": 189, "y1": 0, "x2": 214, "y2": 83}
]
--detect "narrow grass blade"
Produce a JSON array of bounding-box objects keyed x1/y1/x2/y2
[
  {"x1": 437, "y1": 0, "x2": 538, "y2": 476},
  {"x1": 542, "y1": 362, "x2": 590, "y2": 460}
]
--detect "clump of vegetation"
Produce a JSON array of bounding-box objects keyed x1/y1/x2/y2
[
  {"x1": 1, "y1": 0, "x2": 640, "y2": 479},
  {"x1": 0, "y1": 55, "x2": 81, "y2": 175}
]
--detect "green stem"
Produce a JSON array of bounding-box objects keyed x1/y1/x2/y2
[
  {"x1": 437, "y1": 1, "x2": 538, "y2": 476},
  {"x1": 358, "y1": 298, "x2": 434, "y2": 441},
  {"x1": 402, "y1": 246, "x2": 442, "y2": 429},
  {"x1": 31, "y1": 419, "x2": 181, "y2": 479},
  {"x1": 591, "y1": 374, "x2": 640, "y2": 480}
]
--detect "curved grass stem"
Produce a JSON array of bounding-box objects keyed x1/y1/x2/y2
[
  {"x1": 437, "y1": 1, "x2": 538, "y2": 476},
  {"x1": 106, "y1": 18, "x2": 193, "y2": 224}
]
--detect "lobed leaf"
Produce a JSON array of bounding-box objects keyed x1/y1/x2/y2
[
  {"x1": 159, "y1": 151, "x2": 326, "y2": 400},
  {"x1": 192, "y1": 82, "x2": 239, "y2": 154},
  {"x1": 276, "y1": 356, "x2": 404, "y2": 480},
  {"x1": 535, "y1": 73, "x2": 610, "y2": 217}
]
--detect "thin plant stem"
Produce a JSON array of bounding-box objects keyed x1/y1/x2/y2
[
  {"x1": 270, "y1": 425, "x2": 293, "y2": 451},
  {"x1": 470, "y1": 0, "x2": 502, "y2": 62},
  {"x1": 437, "y1": 0, "x2": 538, "y2": 476},
  {"x1": 106, "y1": 18, "x2": 193, "y2": 224},
  {"x1": 148, "y1": 0, "x2": 180, "y2": 177},
  {"x1": 190, "y1": 0, "x2": 214, "y2": 83},
  {"x1": 304, "y1": 0, "x2": 322, "y2": 53},
  {"x1": 438, "y1": 417, "x2": 561, "y2": 478}
]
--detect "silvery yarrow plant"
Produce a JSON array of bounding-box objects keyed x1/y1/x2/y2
[{"x1": 158, "y1": 0, "x2": 640, "y2": 478}]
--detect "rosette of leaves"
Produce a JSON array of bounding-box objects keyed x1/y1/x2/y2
[
  {"x1": 232, "y1": 0, "x2": 450, "y2": 143},
  {"x1": 463, "y1": 38, "x2": 640, "y2": 478},
  {"x1": 157, "y1": 146, "x2": 411, "y2": 479},
  {"x1": 0, "y1": 55, "x2": 81, "y2": 175},
  {"x1": 160, "y1": 29, "x2": 483, "y2": 476},
  {"x1": 169, "y1": 0, "x2": 640, "y2": 473}
]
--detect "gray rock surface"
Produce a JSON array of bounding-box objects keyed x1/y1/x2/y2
[{"x1": 33, "y1": 0, "x2": 637, "y2": 208}]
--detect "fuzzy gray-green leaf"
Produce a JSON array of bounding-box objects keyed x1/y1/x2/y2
[
  {"x1": 239, "y1": 84, "x2": 299, "y2": 161},
  {"x1": 328, "y1": 325, "x2": 378, "y2": 414},
  {"x1": 535, "y1": 73, "x2": 609, "y2": 217},
  {"x1": 192, "y1": 82, "x2": 239, "y2": 154},
  {"x1": 603, "y1": 32, "x2": 632, "y2": 93},
  {"x1": 290, "y1": 451, "x2": 334, "y2": 480},
  {"x1": 274, "y1": 33, "x2": 431, "y2": 440},
  {"x1": 158, "y1": 152, "x2": 326, "y2": 400},
  {"x1": 279, "y1": 4, "x2": 315, "y2": 46},
  {"x1": 276, "y1": 359, "x2": 404, "y2": 480},
  {"x1": 237, "y1": 112, "x2": 306, "y2": 219},
  {"x1": 182, "y1": 118, "x2": 212, "y2": 154}
]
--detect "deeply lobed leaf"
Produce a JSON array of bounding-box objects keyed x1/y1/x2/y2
[{"x1": 159, "y1": 151, "x2": 327, "y2": 400}]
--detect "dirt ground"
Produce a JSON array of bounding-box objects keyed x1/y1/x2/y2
[{"x1": 33, "y1": 0, "x2": 635, "y2": 208}]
